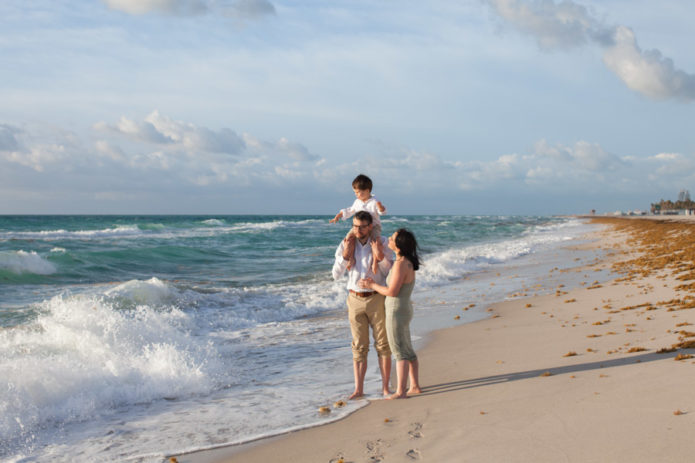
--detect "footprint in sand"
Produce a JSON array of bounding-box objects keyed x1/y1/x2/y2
[
  {"x1": 366, "y1": 439, "x2": 384, "y2": 462},
  {"x1": 406, "y1": 448, "x2": 422, "y2": 460},
  {"x1": 408, "y1": 422, "x2": 423, "y2": 439}
]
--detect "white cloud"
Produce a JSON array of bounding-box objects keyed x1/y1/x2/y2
[
  {"x1": 273, "y1": 164, "x2": 305, "y2": 180},
  {"x1": 95, "y1": 140, "x2": 128, "y2": 163},
  {"x1": 96, "y1": 110, "x2": 245, "y2": 155},
  {"x1": 326, "y1": 139, "x2": 633, "y2": 195},
  {"x1": 243, "y1": 133, "x2": 320, "y2": 162},
  {"x1": 572, "y1": 140, "x2": 623, "y2": 171},
  {"x1": 652, "y1": 152, "x2": 680, "y2": 161},
  {"x1": 603, "y1": 26, "x2": 695, "y2": 101},
  {"x1": 0, "y1": 125, "x2": 83, "y2": 172},
  {"x1": 485, "y1": 0, "x2": 695, "y2": 101},
  {"x1": 85, "y1": 110, "x2": 325, "y2": 190},
  {"x1": 534, "y1": 139, "x2": 624, "y2": 172},
  {"x1": 486, "y1": 0, "x2": 596, "y2": 50},
  {"x1": 648, "y1": 152, "x2": 695, "y2": 177},
  {"x1": 2, "y1": 144, "x2": 67, "y2": 172},
  {"x1": 94, "y1": 117, "x2": 172, "y2": 144},
  {"x1": 103, "y1": 0, "x2": 207, "y2": 15},
  {"x1": 102, "y1": 0, "x2": 275, "y2": 19},
  {"x1": 275, "y1": 137, "x2": 320, "y2": 162}
]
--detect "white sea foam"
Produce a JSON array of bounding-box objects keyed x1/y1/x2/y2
[
  {"x1": 0, "y1": 218, "x2": 336, "y2": 248},
  {"x1": 201, "y1": 219, "x2": 225, "y2": 226},
  {"x1": 0, "y1": 250, "x2": 56, "y2": 275},
  {"x1": 0, "y1": 225, "x2": 142, "y2": 241},
  {"x1": 0, "y1": 289, "x2": 219, "y2": 455},
  {"x1": 230, "y1": 221, "x2": 284, "y2": 233},
  {"x1": 104, "y1": 277, "x2": 178, "y2": 306},
  {"x1": 382, "y1": 216, "x2": 409, "y2": 223},
  {"x1": 0, "y1": 275, "x2": 351, "y2": 461},
  {"x1": 417, "y1": 218, "x2": 589, "y2": 287},
  {"x1": 0, "y1": 221, "x2": 292, "y2": 242},
  {"x1": 49, "y1": 247, "x2": 66, "y2": 253}
]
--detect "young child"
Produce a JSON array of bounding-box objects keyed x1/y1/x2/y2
[{"x1": 330, "y1": 174, "x2": 386, "y2": 274}]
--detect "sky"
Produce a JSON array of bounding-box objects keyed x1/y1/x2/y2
[{"x1": 1, "y1": 0, "x2": 695, "y2": 215}]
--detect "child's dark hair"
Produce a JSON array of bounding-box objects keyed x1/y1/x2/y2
[
  {"x1": 395, "y1": 228, "x2": 420, "y2": 271},
  {"x1": 352, "y1": 174, "x2": 373, "y2": 192}
]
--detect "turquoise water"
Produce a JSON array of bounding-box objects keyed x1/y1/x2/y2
[{"x1": 0, "y1": 215, "x2": 597, "y2": 461}]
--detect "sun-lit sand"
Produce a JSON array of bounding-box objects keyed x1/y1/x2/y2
[{"x1": 175, "y1": 217, "x2": 695, "y2": 463}]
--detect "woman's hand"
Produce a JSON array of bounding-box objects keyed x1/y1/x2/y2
[{"x1": 358, "y1": 277, "x2": 374, "y2": 289}]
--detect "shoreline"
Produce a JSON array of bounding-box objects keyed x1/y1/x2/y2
[{"x1": 174, "y1": 217, "x2": 695, "y2": 462}]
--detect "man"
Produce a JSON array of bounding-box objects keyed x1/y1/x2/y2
[{"x1": 332, "y1": 210, "x2": 394, "y2": 399}]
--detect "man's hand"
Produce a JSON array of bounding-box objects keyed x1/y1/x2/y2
[
  {"x1": 329, "y1": 212, "x2": 343, "y2": 223},
  {"x1": 358, "y1": 277, "x2": 374, "y2": 289}
]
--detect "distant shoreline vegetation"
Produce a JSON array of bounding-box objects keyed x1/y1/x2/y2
[{"x1": 651, "y1": 197, "x2": 695, "y2": 214}]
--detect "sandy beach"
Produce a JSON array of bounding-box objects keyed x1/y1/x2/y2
[{"x1": 175, "y1": 217, "x2": 695, "y2": 463}]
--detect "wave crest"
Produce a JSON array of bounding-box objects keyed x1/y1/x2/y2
[
  {"x1": 0, "y1": 290, "x2": 217, "y2": 452},
  {"x1": 0, "y1": 250, "x2": 57, "y2": 275}
]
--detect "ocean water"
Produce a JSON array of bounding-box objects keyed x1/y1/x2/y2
[{"x1": 0, "y1": 215, "x2": 602, "y2": 462}]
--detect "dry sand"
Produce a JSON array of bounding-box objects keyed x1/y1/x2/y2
[{"x1": 173, "y1": 217, "x2": 695, "y2": 463}]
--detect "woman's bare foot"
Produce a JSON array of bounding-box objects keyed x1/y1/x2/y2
[
  {"x1": 348, "y1": 390, "x2": 364, "y2": 400},
  {"x1": 386, "y1": 392, "x2": 408, "y2": 400},
  {"x1": 407, "y1": 387, "x2": 422, "y2": 396}
]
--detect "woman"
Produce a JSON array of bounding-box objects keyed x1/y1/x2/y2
[{"x1": 359, "y1": 228, "x2": 422, "y2": 399}]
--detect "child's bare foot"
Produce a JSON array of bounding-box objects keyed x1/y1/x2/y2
[{"x1": 347, "y1": 257, "x2": 356, "y2": 271}]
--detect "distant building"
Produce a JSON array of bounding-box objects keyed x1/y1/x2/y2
[{"x1": 678, "y1": 189, "x2": 691, "y2": 202}]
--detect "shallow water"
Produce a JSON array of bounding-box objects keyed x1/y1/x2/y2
[{"x1": 0, "y1": 215, "x2": 604, "y2": 461}]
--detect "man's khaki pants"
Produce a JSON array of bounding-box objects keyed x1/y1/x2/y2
[{"x1": 347, "y1": 292, "x2": 391, "y2": 361}]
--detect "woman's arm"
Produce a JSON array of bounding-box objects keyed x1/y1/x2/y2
[{"x1": 360, "y1": 259, "x2": 406, "y2": 297}]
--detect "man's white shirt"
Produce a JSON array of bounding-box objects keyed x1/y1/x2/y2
[{"x1": 332, "y1": 236, "x2": 394, "y2": 291}]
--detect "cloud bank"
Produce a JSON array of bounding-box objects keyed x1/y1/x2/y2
[
  {"x1": 486, "y1": 0, "x2": 695, "y2": 101},
  {"x1": 2, "y1": 112, "x2": 693, "y2": 213}
]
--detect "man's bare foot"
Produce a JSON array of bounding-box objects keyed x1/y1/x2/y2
[
  {"x1": 407, "y1": 387, "x2": 422, "y2": 395},
  {"x1": 348, "y1": 391, "x2": 364, "y2": 400},
  {"x1": 386, "y1": 392, "x2": 408, "y2": 400}
]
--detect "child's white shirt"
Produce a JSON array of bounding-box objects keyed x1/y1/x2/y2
[{"x1": 340, "y1": 196, "x2": 386, "y2": 225}]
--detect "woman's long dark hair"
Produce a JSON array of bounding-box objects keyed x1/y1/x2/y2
[{"x1": 395, "y1": 228, "x2": 420, "y2": 271}]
